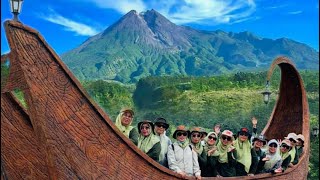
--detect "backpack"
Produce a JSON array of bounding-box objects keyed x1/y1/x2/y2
[{"x1": 171, "y1": 144, "x2": 193, "y2": 151}]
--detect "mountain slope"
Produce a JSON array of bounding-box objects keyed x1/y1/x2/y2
[{"x1": 61, "y1": 9, "x2": 319, "y2": 83}]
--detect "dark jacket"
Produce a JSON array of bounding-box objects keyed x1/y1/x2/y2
[
  {"x1": 129, "y1": 128, "x2": 139, "y2": 145},
  {"x1": 254, "y1": 148, "x2": 266, "y2": 174},
  {"x1": 146, "y1": 142, "x2": 161, "y2": 162},
  {"x1": 217, "y1": 151, "x2": 237, "y2": 177},
  {"x1": 198, "y1": 149, "x2": 207, "y2": 173},
  {"x1": 202, "y1": 155, "x2": 218, "y2": 177}
]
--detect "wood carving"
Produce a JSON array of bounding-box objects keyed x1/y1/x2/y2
[{"x1": 1, "y1": 20, "x2": 309, "y2": 179}]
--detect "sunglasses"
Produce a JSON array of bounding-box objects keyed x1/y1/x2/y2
[
  {"x1": 281, "y1": 144, "x2": 290, "y2": 149},
  {"x1": 192, "y1": 134, "x2": 201, "y2": 138},
  {"x1": 289, "y1": 138, "x2": 297, "y2": 143},
  {"x1": 208, "y1": 136, "x2": 217, "y2": 140},
  {"x1": 221, "y1": 135, "x2": 232, "y2": 141},
  {"x1": 141, "y1": 126, "x2": 150, "y2": 130},
  {"x1": 177, "y1": 132, "x2": 188, "y2": 137},
  {"x1": 239, "y1": 132, "x2": 249, "y2": 136},
  {"x1": 269, "y1": 143, "x2": 278, "y2": 148},
  {"x1": 156, "y1": 124, "x2": 166, "y2": 128}
]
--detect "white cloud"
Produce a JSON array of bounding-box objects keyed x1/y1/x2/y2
[
  {"x1": 87, "y1": 0, "x2": 256, "y2": 25},
  {"x1": 159, "y1": 0, "x2": 256, "y2": 25},
  {"x1": 288, "y1": 11, "x2": 303, "y2": 15},
  {"x1": 89, "y1": 0, "x2": 146, "y2": 14},
  {"x1": 40, "y1": 10, "x2": 99, "y2": 36}
]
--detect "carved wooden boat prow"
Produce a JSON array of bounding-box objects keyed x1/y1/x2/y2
[{"x1": 1, "y1": 20, "x2": 310, "y2": 179}]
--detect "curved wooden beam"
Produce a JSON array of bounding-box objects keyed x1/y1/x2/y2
[
  {"x1": 3, "y1": 20, "x2": 181, "y2": 179},
  {"x1": 1, "y1": 92, "x2": 49, "y2": 179}
]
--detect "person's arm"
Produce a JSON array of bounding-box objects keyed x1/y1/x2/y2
[
  {"x1": 228, "y1": 149, "x2": 237, "y2": 166},
  {"x1": 147, "y1": 142, "x2": 161, "y2": 162},
  {"x1": 192, "y1": 149, "x2": 201, "y2": 177},
  {"x1": 249, "y1": 148, "x2": 259, "y2": 174},
  {"x1": 129, "y1": 128, "x2": 139, "y2": 146}
]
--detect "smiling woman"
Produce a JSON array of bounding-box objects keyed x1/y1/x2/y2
[{"x1": 0, "y1": 19, "x2": 311, "y2": 179}]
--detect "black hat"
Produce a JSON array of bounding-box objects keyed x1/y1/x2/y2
[
  {"x1": 154, "y1": 117, "x2": 169, "y2": 129},
  {"x1": 252, "y1": 134, "x2": 267, "y2": 145},
  {"x1": 237, "y1": 127, "x2": 252, "y2": 139},
  {"x1": 137, "y1": 120, "x2": 155, "y2": 134}
]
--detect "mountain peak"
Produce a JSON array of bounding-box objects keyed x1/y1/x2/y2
[{"x1": 62, "y1": 10, "x2": 319, "y2": 83}]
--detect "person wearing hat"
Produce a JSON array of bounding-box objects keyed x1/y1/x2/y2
[
  {"x1": 154, "y1": 117, "x2": 172, "y2": 167},
  {"x1": 216, "y1": 130, "x2": 237, "y2": 177},
  {"x1": 137, "y1": 120, "x2": 161, "y2": 162},
  {"x1": 260, "y1": 139, "x2": 282, "y2": 174},
  {"x1": 252, "y1": 134, "x2": 268, "y2": 174},
  {"x1": 285, "y1": 132, "x2": 298, "y2": 167},
  {"x1": 115, "y1": 108, "x2": 139, "y2": 145},
  {"x1": 167, "y1": 125, "x2": 201, "y2": 180},
  {"x1": 274, "y1": 139, "x2": 292, "y2": 173},
  {"x1": 199, "y1": 127, "x2": 208, "y2": 146},
  {"x1": 202, "y1": 132, "x2": 219, "y2": 177},
  {"x1": 234, "y1": 127, "x2": 258, "y2": 176},
  {"x1": 295, "y1": 134, "x2": 305, "y2": 161},
  {"x1": 189, "y1": 127, "x2": 207, "y2": 174}
]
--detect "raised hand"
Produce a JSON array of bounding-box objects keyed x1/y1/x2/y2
[
  {"x1": 214, "y1": 124, "x2": 221, "y2": 135},
  {"x1": 251, "y1": 117, "x2": 258, "y2": 128}
]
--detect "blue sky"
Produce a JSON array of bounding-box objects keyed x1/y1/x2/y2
[{"x1": 1, "y1": 0, "x2": 319, "y2": 55}]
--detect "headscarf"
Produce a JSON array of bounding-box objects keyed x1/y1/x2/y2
[
  {"x1": 115, "y1": 112, "x2": 133, "y2": 137},
  {"x1": 177, "y1": 138, "x2": 190, "y2": 149},
  {"x1": 280, "y1": 140, "x2": 292, "y2": 160},
  {"x1": 137, "y1": 123, "x2": 160, "y2": 153},
  {"x1": 289, "y1": 146, "x2": 296, "y2": 163},
  {"x1": 264, "y1": 139, "x2": 282, "y2": 170},
  {"x1": 204, "y1": 132, "x2": 219, "y2": 156},
  {"x1": 234, "y1": 138, "x2": 252, "y2": 173},
  {"x1": 216, "y1": 137, "x2": 234, "y2": 163}
]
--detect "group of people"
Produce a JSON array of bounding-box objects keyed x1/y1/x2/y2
[{"x1": 115, "y1": 108, "x2": 305, "y2": 179}]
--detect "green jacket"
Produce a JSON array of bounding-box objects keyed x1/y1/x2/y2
[{"x1": 129, "y1": 128, "x2": 139, "y2": 145}]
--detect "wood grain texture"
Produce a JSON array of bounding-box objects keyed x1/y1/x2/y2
[
  {"x1": 1, "y1": 20, "x2": 309, "y2": 180},
  {"x1": 1, "y1": 92, "x2": 49, "y2": 179}
]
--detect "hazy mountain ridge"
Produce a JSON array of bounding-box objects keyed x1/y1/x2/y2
[{"x1": 61, "y1": 9, "x2": 319, "y2": 83}]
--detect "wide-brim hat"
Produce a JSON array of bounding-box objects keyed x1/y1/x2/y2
[
  {"x1": 173, "y1": 125, "x2": 190, "y2": 139},
  {"x1": 190, "y1": 127, "x2": 201, "y2": 134},
  {"x1": 285, "y1": 132, "x2": 298, "y2": 142},
  {"x1": 281, "y1": 139, "x2": 292, "y2": 149},
  {"x1": 296, "y1": 134, "x2": 305, "y2": 142},
  {"x1": 220, "y1": 130, "x2": 234, "y2": 139},
  {"x1": 200, "y1": 127, "x2": 208, "y2": 137},
  {"x1": 120, "y1": 107, "x2": 134, "y2": 116},
  {"x1": 154, "y1": 117, "x2": 169, "y2": 129},
  {"x1": 252, "y1": 134, "x2": 267, "y2": 145},
  {"x1": 138, "y1": 120, "x2": 155, "y2": 134}
]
